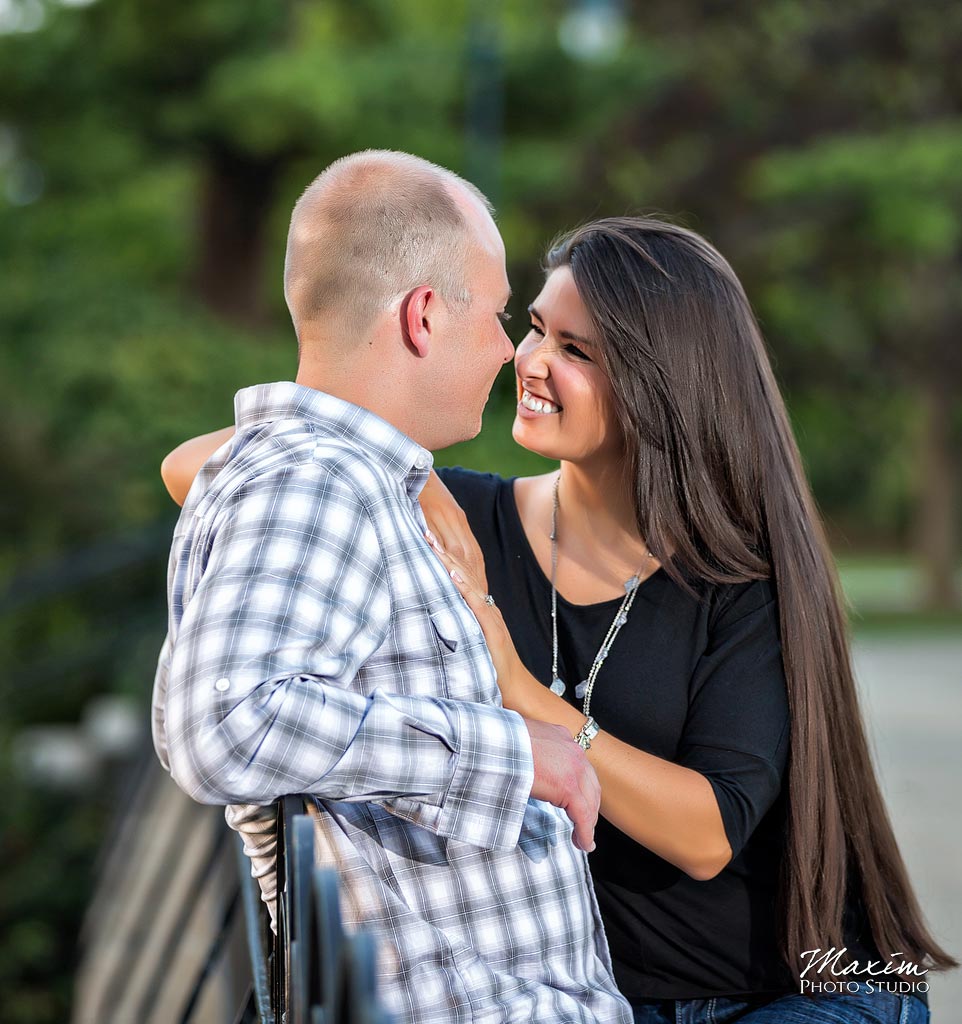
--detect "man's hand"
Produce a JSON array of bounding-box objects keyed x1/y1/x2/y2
[{"x1": 523, "y1": 717, "x2": 600, "y2": 853}]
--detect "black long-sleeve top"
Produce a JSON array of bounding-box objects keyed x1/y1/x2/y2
[{"x1": 440, "y1": 467, "x2": 888, "y2": 1002}]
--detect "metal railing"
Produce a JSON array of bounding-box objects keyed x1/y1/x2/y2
[
  {"x1": 73, "y1": 761, "x2": 390, "y2": 1024},
  {"x1": 260, "y1": 797, "x2": 391, "y2": 1024}
]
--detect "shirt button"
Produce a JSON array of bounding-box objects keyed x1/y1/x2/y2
[
  {"x1": 415, "y1": 454, "x2": 430, "y2": 470},
  {"x1": 214, "y1": 677, "x2": 231, "y2": 692}
]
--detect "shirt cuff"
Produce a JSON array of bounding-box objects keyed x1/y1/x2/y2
[{"x1": 389, "y1": 702, "x2": 534, "y2": 851}]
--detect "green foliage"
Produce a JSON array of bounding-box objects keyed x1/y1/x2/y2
[{"x1": 0, "y1": 753, "x2": 107, "y2": 1023}]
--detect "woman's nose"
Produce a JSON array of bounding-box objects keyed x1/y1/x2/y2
[{"x1": 515, "y1": 335, "x2": 549, "y2": 379}]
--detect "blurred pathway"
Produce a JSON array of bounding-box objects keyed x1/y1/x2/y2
[{"x1": 851, "y1": 635, "x2": 962, "y2": 1020}]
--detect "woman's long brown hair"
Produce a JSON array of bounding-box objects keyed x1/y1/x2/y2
[{"x1": 547, "y1": 216, "x2": 956, "y2": 981}]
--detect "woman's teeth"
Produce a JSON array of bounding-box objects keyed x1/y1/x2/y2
[{"x1": 521, "y1": 389, "x2": 560, "y2": 415}]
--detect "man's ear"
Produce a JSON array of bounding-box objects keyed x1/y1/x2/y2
[{"x1": 400, "y1": 285, "x2": 435, "y2": 358}]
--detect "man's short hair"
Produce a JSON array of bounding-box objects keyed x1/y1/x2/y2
[{"x1": 284, "y1": 150, "x2": 493, "y2": 341}]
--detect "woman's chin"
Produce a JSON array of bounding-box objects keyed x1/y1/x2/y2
[
  {"x1": 510, "y1": 415, "x2": 526, "y2": 445},
  {"x1": 512, "y1": 413, "x2": 558, "y2": 458}
]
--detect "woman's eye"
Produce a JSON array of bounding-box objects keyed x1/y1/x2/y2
[
  {"x1": 564, "y1": 343, "x2": 591, "y2": 361},
  {"x1": 529, "y1": 322, "x2": 544, "y2": 336}
]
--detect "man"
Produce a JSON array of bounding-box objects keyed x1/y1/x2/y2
[{"x1": 152, "y1": 150, "x2": 630, "y2": 1022}]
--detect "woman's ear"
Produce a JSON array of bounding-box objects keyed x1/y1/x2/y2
[{"x1": 400, "y1": 285, "x2": 435, "y2": 358}]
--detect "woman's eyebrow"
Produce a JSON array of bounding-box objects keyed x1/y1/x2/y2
[{"x1": 528, "y1": 304, "x2": 595, "y2": 347}]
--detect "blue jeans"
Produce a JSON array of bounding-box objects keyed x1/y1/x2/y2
[{"x1": 630, "y1": 982, "x2": 930, "y2": 1024}]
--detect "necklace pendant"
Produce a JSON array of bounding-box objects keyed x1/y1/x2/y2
[
  {"x1": 549, "y1": 677, "x2": 566, "y2": 696},
  {"x1": 574, "y1": 679, "x2": 590, "y2": 699},
  {"x1": 615, "y1": 613, "x2": 628, "y2": 627}
]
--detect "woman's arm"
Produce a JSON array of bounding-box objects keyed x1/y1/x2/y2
[
  {"x1": 506, "y1": 668, "x2": 732, "y2": 881},
  {"x1": 161, "y1": 426, "x2": 236, "y2": 506},
  {"x1": 421, "y1": 493, "x2": 733, "y2": 882}
]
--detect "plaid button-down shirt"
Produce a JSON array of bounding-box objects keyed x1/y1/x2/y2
[{"x1": 152, "y1": 382, "x2": 629, "y2": 1024}]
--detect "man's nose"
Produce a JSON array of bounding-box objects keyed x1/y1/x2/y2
[{"x1": 501, "y1": 329, "x2": 515, "y2": 364}]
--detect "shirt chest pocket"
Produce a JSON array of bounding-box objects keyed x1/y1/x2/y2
[{"x1": 428, "y1": 605, "x2": 501, "y2": 706}]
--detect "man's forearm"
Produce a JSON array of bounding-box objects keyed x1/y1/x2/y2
[{"x1": 165, "y1": 674, "x2": 534, "y2": 851}]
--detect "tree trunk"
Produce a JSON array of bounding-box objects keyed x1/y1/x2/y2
[
  {"x1": 194, "y1": 148, "x2": 280, "y2": 327},
  {"x1": 914, "y1": 378, "x2": 960, "y2": 610}
]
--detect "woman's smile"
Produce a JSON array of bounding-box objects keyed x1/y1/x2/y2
[{"x1": 518, "y1": 387, "x2": 562, "y2": 416}]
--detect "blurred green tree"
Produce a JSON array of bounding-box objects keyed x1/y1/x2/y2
[
  {"x1": 750, "y1": 125, "x2": 962, "y2": 607},
  {"x1": 533, "y1": 0, "x2": 962, "y2": 606}
]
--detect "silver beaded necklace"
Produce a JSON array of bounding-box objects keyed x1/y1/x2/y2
[{"x1": 549, "y1": 473, "x2": 653, "y2": 721}]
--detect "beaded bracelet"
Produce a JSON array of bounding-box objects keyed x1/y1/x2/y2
[{"x1": 574, "y1": 716, "x2": 600, "y2": 751}]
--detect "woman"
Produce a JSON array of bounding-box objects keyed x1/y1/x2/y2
[{"x1": 162, "y1": 217, "x2": 953, "y2": 1023}]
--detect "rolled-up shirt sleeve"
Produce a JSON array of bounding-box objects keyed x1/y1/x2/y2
[
  {"x1": 158, "y1": 461, "x2": 533, "y2": 852},
  {"x1": 676, "y1": 578, "x2": 790, "y2": 860}
]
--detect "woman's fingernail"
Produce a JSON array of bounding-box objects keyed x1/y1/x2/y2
[
  {"x1": 450, "y1": 569, "x2": 464, "y2": 584},
  {"x1": 425, "y1": 530, "x2": 444, "y2": 553}
]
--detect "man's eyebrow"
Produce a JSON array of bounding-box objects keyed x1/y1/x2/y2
[{"x1": 528, "y1": 304, "x2": 595, "y2": 347}]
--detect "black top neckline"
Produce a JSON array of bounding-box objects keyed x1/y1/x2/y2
[{"x1": 502, "y1": 474, "x2": 667, "y2": 612}]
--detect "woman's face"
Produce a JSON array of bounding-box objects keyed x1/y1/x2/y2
[{"x1": 512, "y1": 266, "x2": 623, "y2": 464}]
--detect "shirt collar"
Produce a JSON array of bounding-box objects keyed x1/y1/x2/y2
[{"x1": 234, "y1": 381, "x2": 434, "y2": 499}]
